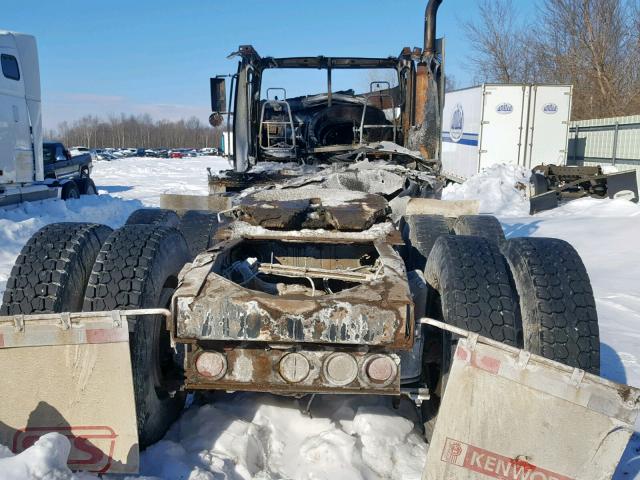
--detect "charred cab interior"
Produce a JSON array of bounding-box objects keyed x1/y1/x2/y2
[{"x1": 211, "y1": 45, "x2": 442, "y2": 171}]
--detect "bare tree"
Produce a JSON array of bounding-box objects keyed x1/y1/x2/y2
[
  {"x1": 536, "y1": 0, "x2": 640, "y2": 118},
  {"x1": 49, "y1": 114, "x2": 220, "y2": 149},
  {"x1": 465, "y1": 0, "x2": 640, "y2": 119},
  {"x1": 464, "y1": 0, "x2": 536, "y2": 83}
]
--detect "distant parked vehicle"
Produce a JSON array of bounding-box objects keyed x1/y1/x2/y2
[
  {"x1": 96, "y1": 152, "x2": 116, "y2": 161},
  {"x1": 70, "y1": 146, "x2": 96, "y2": 161},
  {"x1": 42, "y1": 142, "x2": 97, "y2": 198},
  {"x1": 199, "y1": 147, "x2": 218, "y2": 155},
  {"x1": 169, "y1": 151, "x2": 184, "y2": 158}
]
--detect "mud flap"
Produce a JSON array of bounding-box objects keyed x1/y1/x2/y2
[
  {"x1": 0, "y1": 311, "x2": 142, "y2": 474},
  {"x1": 422, "y1": 318, "x2": 640, "y2": 480},
  {"x1": 529, "y1": 190, "x2": 559, "y2": 214},
  {"x1": 606, "y1": 170, "x2": 639, "y2": 202}
]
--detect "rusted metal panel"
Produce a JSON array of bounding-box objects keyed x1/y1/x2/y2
[
  {"x1": 238, "y1": 188, "x2": 389, "y2": 231},
  {"x1": 185, "y1": 345, "x2": 401, "y2": 395},
  {"x1": 173, "y1": 238, "x2": 414, "y2": 349}
]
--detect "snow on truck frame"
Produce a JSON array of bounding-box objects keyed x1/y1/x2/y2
[{"x1": 1, "y1": 1, "x2": 639, "y2": 477}]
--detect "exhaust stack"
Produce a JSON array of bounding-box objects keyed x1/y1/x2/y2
[{"x1": 424, "y1": 0, "x2": 443, "y2": 55}]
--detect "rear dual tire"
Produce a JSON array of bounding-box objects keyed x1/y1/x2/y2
[
  {"x1": 416, "y1": 233, "x2": 600, "y2": 439},
  {"x1": 84, "y1": 225, "x2": 191, "y2": 447},
  {"x1": 1, "y1": 223, "x2": 112, "y2": 314},
  {"x1": 420, "y1": 235, "x2": 521, "y2": 439},
  {"x1": 503, "y1": 237, "x2": 600, "y2": 374},
  {"x1": 126, "y1": 207, "x2": 220, "y2": 259},
  {"x1": 60, "y1": 178, "x2": 97, "y2": 200}
]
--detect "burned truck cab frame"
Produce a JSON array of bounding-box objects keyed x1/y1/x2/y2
[
  {"x1": 184, "y1": 1, "x2": 446, "y2": 398},
  {"x1": 211, "y1": 37, "x2": 443, "y2": 172}
]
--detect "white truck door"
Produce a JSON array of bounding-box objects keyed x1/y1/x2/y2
[
  {"x1": 525, "y1": 85, "x2": 572, "y2": 168},
  {"x1": 0, "y1": 39, "x2": 32, "y2": 184},
  {"x1": 478, "y1": 84, "x2": 528, "y2": 171}
]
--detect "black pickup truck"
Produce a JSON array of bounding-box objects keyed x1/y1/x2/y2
[{"x1": 43, "y1": 142, "x2": 97, "y2": 199}]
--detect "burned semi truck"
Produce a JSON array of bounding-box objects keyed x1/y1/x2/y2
[{"x1": 0, "y1": 0, "x2": 638, "y2": 477}]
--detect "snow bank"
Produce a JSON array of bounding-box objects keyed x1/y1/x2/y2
[
  {"x1": 0, "y1": 194, "x2": 142, "y2": 298},
  {"x1": 442, "y1": 164, "x2": 530, "y2": 216},
  {"x1": 0, "y1": 433, "x2": 75, "y2": 480},
  {"x1": 142, "y1": 394, "x2": 426, "y2": 480}
]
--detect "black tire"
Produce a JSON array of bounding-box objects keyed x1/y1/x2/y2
[
  {"x1": 401, "y1": 214, "x2": 450, "y2": 271},
  {"x1": 424, "y1": 235, "x2": 520, "y2": 345},
  {"x1": 502, "y1": 237, "x2": 600, "y2": 374},
  {"x1": 83, "y1": 225, "x2": 190, "y2": 446},
  {"x1": 420, "y1": 235, "x2": 521, "y2": 440},
  {"x1": 77, "y1": 177, "x2": 98, "y2": 195},
  {"x1": 1, "y1": 223, "x2": 112, "y2": 315},
  {"x1": 125, "y1": 208, "x2": 180, "y2": 228},
  {"x1": 531, "y1": 172, "x2": 549, "y2": 196},
  {"x1": 178, "y1": 210, "x2": 220, "y2": 259},
  {"x1": 453, "y1": 215, "x2": 506, "y2": 246},
  {"x1": 61, "y1": 181, "x2": 80, "y2": 200}
]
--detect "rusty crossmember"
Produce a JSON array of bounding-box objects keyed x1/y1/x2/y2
[{"x1": 257, "y1": 262, "x2": 377, "y2": 283}]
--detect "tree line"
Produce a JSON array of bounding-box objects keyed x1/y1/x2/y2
[
  {"x1": 465, "y1": 0, "x2": 640, "y2": 120},
  {"x1": 47, "y1": 113, "x2": 222, "y2": 149}
]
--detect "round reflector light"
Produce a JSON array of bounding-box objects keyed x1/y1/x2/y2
[
  {"x1": 363, "y1": 354, "x2": 397, "y2": 387},
  {"x1": 279, "y1": 352, "x2": 310, "y2": 383},
  {"x1": 195, "y1": 351, "x2": 227, "y2": 380},
  {"x1": 323, "y1": 353, "x2": 358, "y2": 386}
]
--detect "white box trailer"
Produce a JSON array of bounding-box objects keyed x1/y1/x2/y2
[{"x1": 441, "y1": 84, "x2": 572, "y2": 182}]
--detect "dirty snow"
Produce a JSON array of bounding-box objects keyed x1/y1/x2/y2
[{"x1": 1, "y1": 159, "x2": 640, "y2": 479}]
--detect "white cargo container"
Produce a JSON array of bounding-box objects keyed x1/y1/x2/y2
[{"x1": 441, "y1": 84, "x2": 572, "y2": 182}]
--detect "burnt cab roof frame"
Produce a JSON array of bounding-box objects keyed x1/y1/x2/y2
[{"x1": 231, "y1": 44, "x2": 402, "y2": 70}]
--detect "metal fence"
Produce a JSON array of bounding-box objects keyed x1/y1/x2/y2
[{"x1": 567, "y1": 114, "x2": 640, "y2": 182}]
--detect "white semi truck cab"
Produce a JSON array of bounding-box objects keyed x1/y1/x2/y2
[
  {"x1": 0, "y1": 30, "x2": 97, "y2": 207},
  {"x1": 0, "y1": 31, "x2": 55, "y2": 206}
]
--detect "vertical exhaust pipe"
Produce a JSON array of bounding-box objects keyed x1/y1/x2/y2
[
  {"x1": 408, "y1": 0, "x2": 443, "y2": 159},
  {"x1": 424, "y1": 0, "x2": 443, "y2": 55}
]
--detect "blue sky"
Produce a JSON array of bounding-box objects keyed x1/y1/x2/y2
[{"x1": 3, "y1": 0, "x2": 537, "y2": 128}]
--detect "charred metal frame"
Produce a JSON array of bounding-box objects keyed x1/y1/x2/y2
[
  {"x1": 227, "y1": 47, "x2": 424, "y2": 171},
  {"x1": 170, "y1": 222, "x2": 413, "y2": 395}
]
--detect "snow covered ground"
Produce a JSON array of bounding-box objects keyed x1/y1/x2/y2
[
  {"x1": 91, "y1": 155, "x2": 230, "y2": 206},
  {"x1": 0, "y1": 160, "x2": 639, "y2": 479}
]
